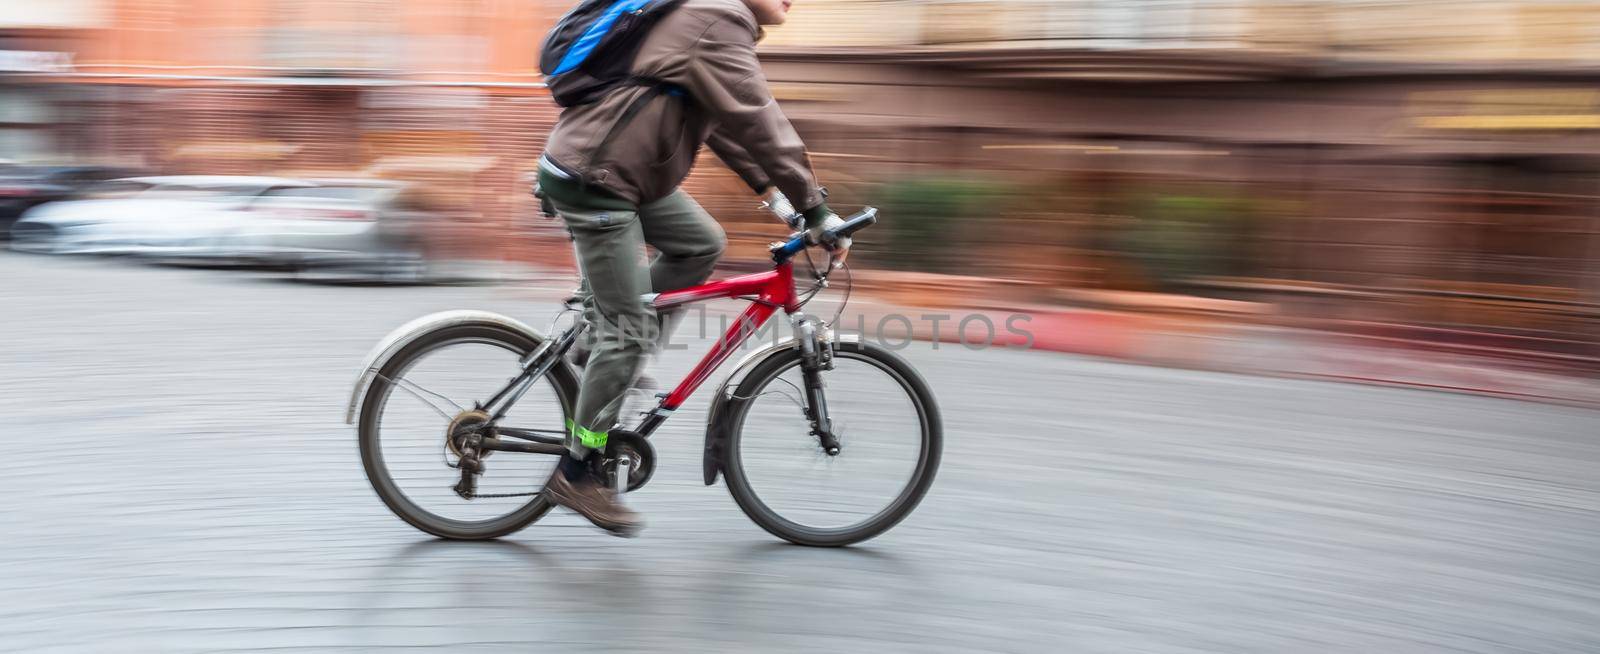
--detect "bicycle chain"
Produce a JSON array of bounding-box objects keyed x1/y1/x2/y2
[
  {"x1": 455, "y1": 456, "x2": 544, "y2": 499},
  {"x1": 463, "y1": 490, "x2": 543, "y2": 499},
  {"x1": 459, "y1": 455, "x2": 613, "y2": 500}
]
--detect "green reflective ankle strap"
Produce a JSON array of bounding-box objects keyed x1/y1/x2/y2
[{"x1": 566, "y1": 419, "x2": 609, "y2": 450}]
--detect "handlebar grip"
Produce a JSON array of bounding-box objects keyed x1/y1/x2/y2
[{"x1": 831, "y1": 207, "x2": 878, "y2": 240}]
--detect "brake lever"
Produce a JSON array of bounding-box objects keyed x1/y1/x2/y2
[{"x1": 827, "y1": 248, "x2": 848, "y2": 271}]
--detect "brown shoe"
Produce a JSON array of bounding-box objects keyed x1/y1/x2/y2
[{"x1": 543, "y1": 472, "x2": 642, "y2": 538}]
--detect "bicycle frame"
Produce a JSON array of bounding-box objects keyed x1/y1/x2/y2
[
  {"x1": 476, "y1": 258, "x2": 809, "y2": 455},
  {"x1": 650, "y1": 261, "x2": 800, "y2": 414},
  {"x1": 476, "y1": 206, "x2": 878, "y2": 460}
]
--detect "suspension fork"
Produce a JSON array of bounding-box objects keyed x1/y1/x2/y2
[{"x1": 792, "y1": 313, "x2": 840, "y2": 456}]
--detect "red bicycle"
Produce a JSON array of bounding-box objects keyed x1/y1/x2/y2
[{"x1": 347, "y1": 206, "x2": 942, "y2": 546}]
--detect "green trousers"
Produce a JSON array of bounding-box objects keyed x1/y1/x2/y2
[{"x1": 552, "y1": 189, "x2": 726, "y2": 457}]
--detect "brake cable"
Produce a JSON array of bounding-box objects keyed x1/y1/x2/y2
[{"x1": 826, "y1": 257, "x2": 853, "y2": 331}]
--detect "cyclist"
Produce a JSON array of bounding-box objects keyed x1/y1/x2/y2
[{"x1": 538, "y1": 0, "x2": 846, "y2": 536}]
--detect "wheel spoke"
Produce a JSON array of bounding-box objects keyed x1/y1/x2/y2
[
  {"x1": 372, "y1": 370, "x2": 461, "y2": 420},
  {"x1": 402, "y1": 378, "x2": 467, "y2": 412}
]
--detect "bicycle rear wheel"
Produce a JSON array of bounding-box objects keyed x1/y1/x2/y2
[
  {"x1": 721, "y1": 340, "x2": 942, "y2": 547},
  {"x1": 358, "y1": 323, "x2": 577, "y2": 540}
]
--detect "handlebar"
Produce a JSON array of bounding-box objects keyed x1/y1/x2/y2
[{"x1": 770, "y1": 207, "x2": 877, "y2": 264}]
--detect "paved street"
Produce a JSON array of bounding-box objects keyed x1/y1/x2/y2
[{"x1": 3, "y1": 252, "x2": 1600, "y2": 653}]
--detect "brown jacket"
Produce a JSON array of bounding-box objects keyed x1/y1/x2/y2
[{"x1": 541, "y1": 0, "x2": 823, "y2": 211}]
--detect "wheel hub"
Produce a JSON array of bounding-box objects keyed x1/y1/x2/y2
[{"x1": 446, "y1": 409, "x2": 494, "y2": 459}]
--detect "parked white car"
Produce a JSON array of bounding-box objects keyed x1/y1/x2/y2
[
  {"x1": 9, "y1": 176, "x2": 312, "y2": 255},
  {"x1": 164, "y1": 179, "x2": 440, "y2": 281}
]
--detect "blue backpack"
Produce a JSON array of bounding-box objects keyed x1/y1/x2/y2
[{"x1": 539, "y1": 0, "x2": 688, "y2": 107}]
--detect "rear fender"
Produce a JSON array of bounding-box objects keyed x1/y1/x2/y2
[{"x1": 344, "y1": 310, "x2": 552, "y2": 424}]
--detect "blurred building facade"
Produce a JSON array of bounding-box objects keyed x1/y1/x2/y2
[
  {"x1": 0, "y1": 1, "x2": 98, "y2": 161},
  {"x1": 4, "y1": 0, "x2": 1599, "y2": 365},
  {"x1": 759, "y1": 0, "x2": 1600, "y2": 364},
  {"x1": 4, "y1": 0, "x2": 561, "y2": 255}
]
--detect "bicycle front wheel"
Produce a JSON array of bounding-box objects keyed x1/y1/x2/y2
[{"x1": 722, "y1": 340, "x2": 942, "y2": 547}]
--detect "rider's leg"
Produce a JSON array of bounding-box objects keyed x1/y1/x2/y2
[
  {"x1": 638, "y1": 189, "x2": 727, "y2": 348},
  {"x1": 640, "y1": 189, "x2": 726, "y2": 294},
  {"x1": 539, "y1": 199, "x2": 648, "y2": 536},
  {"x1": 554, "y1": 190, "x2": 722, "y2": 446},
  {"x1": 556, "y1": 202, "x2": 655, "y2": 460},
  {"x1": 542, "y1": 190, "x2": 721, "y2": 536},
  {"x1": 567, "y1": 190, "x2": 722, "y2": 367}
]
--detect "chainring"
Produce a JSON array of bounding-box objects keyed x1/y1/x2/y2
[{"x1": 602, "y1": 430, "x2": 656, "y2": 492}]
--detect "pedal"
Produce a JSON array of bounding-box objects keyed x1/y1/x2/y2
[
  {"x1": 602, "y1": 430, "x2": 656, "y2": 493},
  {"x1": 614, "y1": 456, "x2": 631, "y2": 495}
]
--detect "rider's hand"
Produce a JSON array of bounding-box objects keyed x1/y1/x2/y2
[
  {"x1": 808, "y1": 212, "x2": 851, "y2": 268},
  {"x1": 771, "y1": 190, "x2": 849, "y2": 267}
]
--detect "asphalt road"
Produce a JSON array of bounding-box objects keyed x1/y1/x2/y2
[{"x1": 3, "y1": 253, "x2": 1599, "y2": 653}]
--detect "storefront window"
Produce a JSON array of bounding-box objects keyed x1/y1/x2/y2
[
  {"x1": 0, "y1": 88, "x2": 53, "y2": 162},
  {"x1": 1441, "y1": 159, "x2": 1595, "y2": 292}
]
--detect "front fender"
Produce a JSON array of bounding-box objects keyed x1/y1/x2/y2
[
  {"x1": 344, "y1": 310, "x2": 549, "y2": 424},
  {"x1": 701, "y1": 332, "x2": 861, "y2": 485}
]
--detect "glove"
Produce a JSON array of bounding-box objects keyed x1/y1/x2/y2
[
  {"x1": 766, "y1": 188, "x2": 847, "y2": 262},
  {"x1": 763, "y1": 188, "x2": 801, "y2": 228},
  {"x1": 807, "y1": 212, "x2": 850, "y2": 251}
]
